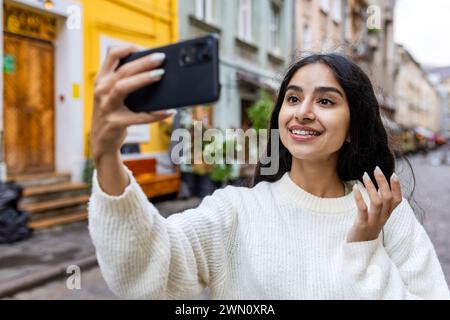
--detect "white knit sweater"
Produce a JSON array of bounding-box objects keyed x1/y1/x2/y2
[{"x1": 88, "y1": 165, "x2": 450, "y2": 300}]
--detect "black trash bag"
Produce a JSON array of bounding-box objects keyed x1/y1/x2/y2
[
  {"x1": 0, "y1": 181, "x2": 32, "y2": 244},
  {"x1": 0, "y1": 181, "x2": 23, "y2": 210}
]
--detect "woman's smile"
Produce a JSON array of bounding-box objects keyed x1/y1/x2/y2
[
  {"x1": 288, "y1": 130, "x2": 322, "y2": 142},
  {"x1": 288, "y1": 125, "x2": 323, "y2": 142}
]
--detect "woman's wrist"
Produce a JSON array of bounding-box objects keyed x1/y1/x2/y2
[
  {"x1": 95, "y1": 150, "x2": 131, "y2": 196},
  {"x1": 94, "y1": 149, "x2": 121, "y2": 168}
]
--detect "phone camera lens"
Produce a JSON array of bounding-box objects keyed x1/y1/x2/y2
[
  {"x1": 196, "y1": 49, "x2": 211, "y2": 62},
  {"x1": 181, "y1": 53, "x2": 191, "y2": 65}
]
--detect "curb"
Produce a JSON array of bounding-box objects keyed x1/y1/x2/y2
[{"x1": 0, "y1": 255, "x2": 98, "y2": 299}]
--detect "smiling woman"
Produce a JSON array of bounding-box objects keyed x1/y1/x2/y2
[
  {"x1": 88, "y1": 51, "x2": 450, "y2": 300},
  {"x1": 253, "y1": 54, "x2": 395, "y2": 192}
]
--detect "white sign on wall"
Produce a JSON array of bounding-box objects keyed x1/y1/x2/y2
[{"x1": 99, "y1": 35, "x2": 150, "y2": 144}]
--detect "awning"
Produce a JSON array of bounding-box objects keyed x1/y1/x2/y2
[
  {"x1": 414, "y1": 126, "x2": 435, "y2": 140},
  {"x1": 236, "y1": 71, "x2": 279, "y2": 92}
]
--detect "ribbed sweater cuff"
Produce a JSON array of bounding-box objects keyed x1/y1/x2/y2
[
  {"x1": 88, "y1": 165, "x2": 156, "y2": 236},
  {"x1": 343, "y1": 237, "x2": 384, "y2": 269},
  {"x1": 342, "y1": 236, "x2": 396, "y2": 298}
]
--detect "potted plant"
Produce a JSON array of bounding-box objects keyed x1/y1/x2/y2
[
  {"x1": 242, "y1": 89, "x2": 274, "y2": 180},
  {"x1": 246, "y1": 89, "x2": 274, "y2": 133}
]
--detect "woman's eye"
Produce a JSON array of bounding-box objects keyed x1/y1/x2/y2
[
  {"x1": 287, "y1": 96, "x2": 299, "y2": 103},
  {"x1": 318, "y1": 98, "x2": 335, "y2": 105}
]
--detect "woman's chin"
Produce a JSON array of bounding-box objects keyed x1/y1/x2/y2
[{"x1": 288, "y1": 148, "x2": 320, "y2": 161}]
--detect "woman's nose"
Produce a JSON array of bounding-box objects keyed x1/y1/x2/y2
[{"x1": 294, "y1": 98, "x2": 315, "y2": 121}]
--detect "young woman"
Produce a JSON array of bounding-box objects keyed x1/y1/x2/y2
[{"x1": 88, "y1": 46, "x2": 450, "y2": 299}]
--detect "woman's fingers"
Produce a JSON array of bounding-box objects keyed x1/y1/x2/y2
[
  {"x1": 121, "y1": 110, "x2": 174, "y2": 127},
  {"x1": 115, "y1": 52, "x2": 166, "y2": 80},
  {"x1": 98, "y1": 46, "x2": 140, "y2": 79},
  {"x1": 349, "y1": 169, "x2": 402, "y2": 243},
  {"x1": 107, "y1": 69, "x2": 165, "y2": 105},
  {"x1": 105, "y1": 108, "x2": 174, "y2": 128},
  {"x1": 373, "y1": 166, "x2": 393, "y2": 218},
  {"x1": 362, "y1": 171, "x2": 382, "y2": 217},
  {"x1": 353, "y1": 184, "x2": 369, "y2": 222},
  {"x1": 390, "y1": 173, "x2": 403, "y2": 209}
]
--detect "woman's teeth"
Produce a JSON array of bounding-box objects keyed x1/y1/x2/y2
[{"x1": 290, "y1": 129, "x2": 321, "y2": 136}]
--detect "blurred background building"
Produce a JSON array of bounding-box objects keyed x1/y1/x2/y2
[
  {"x1": 177, "y1": 0, "x2": 293, "y2": 130},
  {"x1": 395, "y1": 45, "x2": 440, "y2": 134}
]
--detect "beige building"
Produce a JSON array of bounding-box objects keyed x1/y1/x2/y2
[
  {"x1": 428, "y1": 66, "x2": 450, "y2": 137},
  {"x1": 294, "y1": 0, "x2": 347, "y2": 53},
  {"x1": 394, "y1": 45, "x2": 441, "y2": 133},
  {"x1": 365, "y1": 0, "x2": 396, "y2": 115},
  {"x1": 294, "y1": 0, "x2": 397, "y2": 115}
]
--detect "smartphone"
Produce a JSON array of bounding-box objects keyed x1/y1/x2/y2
[{"x1": 118, "y1": 34, "x2": 220, "y2": 113}]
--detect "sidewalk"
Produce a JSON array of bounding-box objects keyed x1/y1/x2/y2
[{"x1": 0, "y1": 197, "x2": 202, "y2": 298}]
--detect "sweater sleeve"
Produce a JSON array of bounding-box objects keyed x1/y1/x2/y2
[
  {"x1": 87, "y1": 165, "x2": 237, "y2": 300},
  {"x1": 341, "y1": 198, "x2": 450, "y2": 300}
]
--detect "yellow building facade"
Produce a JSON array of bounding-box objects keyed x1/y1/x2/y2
[{"x1": 82, "y1": 0, "x2": 179, "y2": 159}]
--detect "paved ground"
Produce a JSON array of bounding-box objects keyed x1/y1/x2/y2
[
  {"x1": 10, "y1": 266, "x2": 118, "y2": 300},
  {"x1": 2, "y1": 146, "x2": 450, "y2": 299},
  {"x1": 395, "y1": 146, "x2": 450, "y2": 285},
  {"x1": 0, "y1": 197, "x2": 203, "y2": 299}
]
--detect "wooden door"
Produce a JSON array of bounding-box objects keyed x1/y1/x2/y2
[{"x1": 3, "y1": 33, "x2": 55, "y2": 175}]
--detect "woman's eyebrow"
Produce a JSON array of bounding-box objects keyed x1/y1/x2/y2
[
  {"x1": 286, "y1": 85, "x2": 344, "y2": 98},
  {"x1": 286, "y1": 85, "x2": 302, "y2": 93},
  {"x1": 314, "y1": 86, "x2": 344, "y2": 98}
]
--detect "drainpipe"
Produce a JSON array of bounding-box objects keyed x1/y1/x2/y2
[
  {"x1": 0, "y1": 3, "x2": 5, "y2": 182},
  {"x1": 341, "y1": 0, "x2": 347, "y2": 51},
  {"x1": 291, "y1": 0, "x2": 297, "y2": 63}
]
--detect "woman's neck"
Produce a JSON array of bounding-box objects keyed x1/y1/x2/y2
[{"x1": 290, "y1": 157, "x2": 345, "y2": 198}]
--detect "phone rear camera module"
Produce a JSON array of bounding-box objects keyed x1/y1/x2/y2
[{"x1": 180, "y1": 42, "x2": 212, "y2": 66}]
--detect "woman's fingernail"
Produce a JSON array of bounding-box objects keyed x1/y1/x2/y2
[
  {"x1": 164, "y1": 108, "x2": 177, "y2": 115},
  {"x1": 363, "y1": 172, "x2": 370, "y2": 181},
  {"x1": 391, "y1": 173, "x2": 399, "y2": 182},
  {"x1": 149, "y1": 52, "x2": 166, "y2": 63},
  {"x1": 149, "y1": 68, "x2": 165, "y2": 79},
  {"x1": 353, "y1": 184, "x2": 359, "y2": 192},
  {"x1": 374, "y1": 166, "x2": 382, "y2": 175}
]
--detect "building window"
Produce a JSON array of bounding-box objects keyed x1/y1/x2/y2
[
  {"x1": 120, "y1": 143, "x2": 141, "y2": 155},
  {"x1": 270, "y1": 3, "x2": 281, "y2": 52},
  {"x1": 195, "y1": 0, "x2": 213, "y2": 23},
  {"x1": 320, "y1": 0, "x2": 330, "y2": 13},
  {"x1": 332, "y1": 0, "x2": 342, "y2": 23},
  {"x1": 238, "y1": 0, "x2": 252, "y2": 41}
]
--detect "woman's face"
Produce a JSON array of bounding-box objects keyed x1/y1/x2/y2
[{"x1": 278, "y1": 63, "x2": 351, "y2": 162}]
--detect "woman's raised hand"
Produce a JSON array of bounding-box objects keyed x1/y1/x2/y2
[
  {"x1": 90, "y1": 46, "x2": 174, "y2": 163},
  {"x1": 347, "y1": 167, "x2": 403, "y2": 243}
]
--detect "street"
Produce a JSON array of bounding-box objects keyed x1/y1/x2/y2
[
  {"x1": 396, "y1": 147, "x2": 450, "y2": 284},
  {"x1": 4, "y1": 147, "x2": 450, "y2": 299}
]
